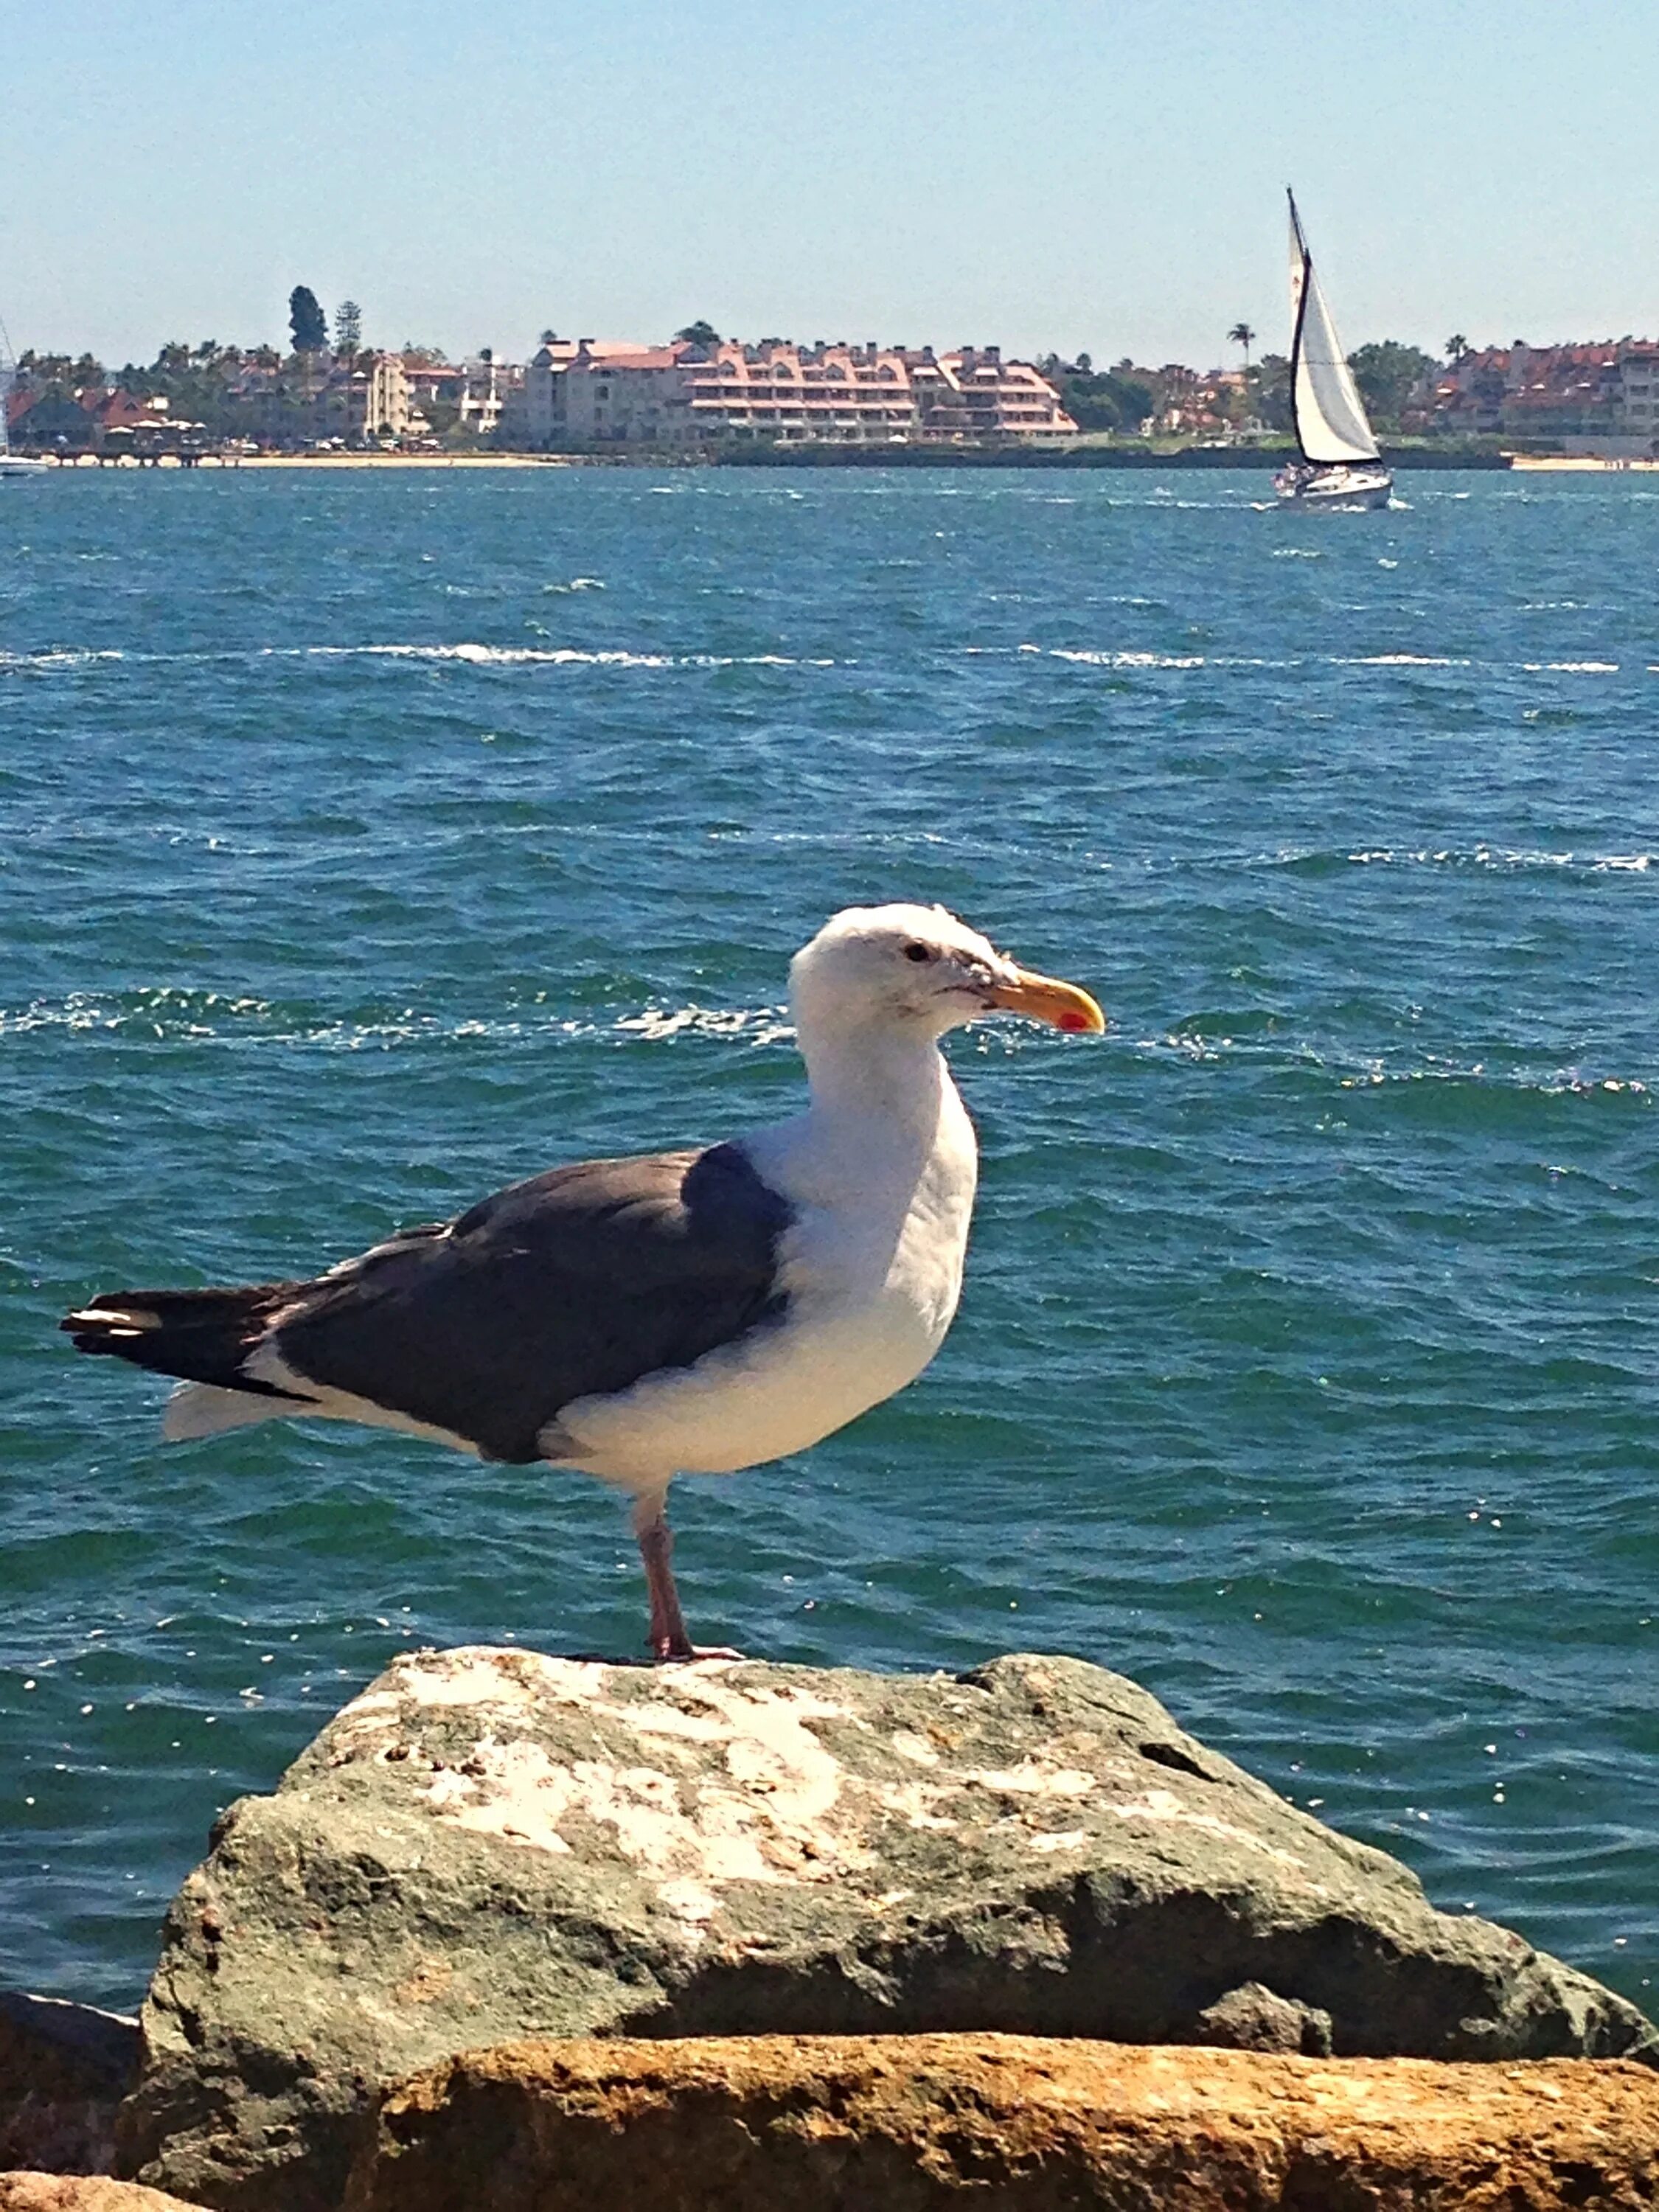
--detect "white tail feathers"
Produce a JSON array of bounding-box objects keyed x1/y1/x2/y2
[{"x1": 162, "y1": 1382, "x2": 290, "y2": 1442}]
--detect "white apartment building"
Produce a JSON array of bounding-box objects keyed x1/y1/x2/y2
[
  {"x1": 517, "y1": 335, "x2": 1075, "y2": 450},
  {"x1": 308, "y1": 352, "x2": 411, "y2": 442},
  {"x1": 1620, "y1": 347, "x2": 1659, "y2": 448}
]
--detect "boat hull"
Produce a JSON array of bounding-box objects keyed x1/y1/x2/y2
[
  {"x1": 1274, "y1": 462, "x2": 1392, "y2": 510},
  {"x1": 0, "y1": 456, "x2": 50, "y2": 478}
]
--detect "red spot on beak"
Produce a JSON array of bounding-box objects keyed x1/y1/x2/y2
[{"x1": 1056, "y1": 1010, "x2": 1091, "y2": 1032}]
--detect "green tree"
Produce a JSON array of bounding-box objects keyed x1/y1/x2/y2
[
  {"x1": 335, "y1": 300, "x2": 363, "y2": 358},
  {"x1": 675, "y1": 320, "x2": 721, "y2": 348},
  {"x1": 288, "y1": 287, "x2": 328, "y2": 354},
  {"x1": 1250, "y1": 352, "x2": 1293, "y2": 433},
  {"x1": 1346, "y1": 341, "x2": 1436, "y2": 430},
  {"x1": 1048, "y1": 358, "x2": 1155, "y2": 434},
  {"x1": 1444, "y1": 333, "x2": 1468, "y2": 363},
  {"x1": 1228, "y1": 321, "x2": 1256, "y2": 368}
]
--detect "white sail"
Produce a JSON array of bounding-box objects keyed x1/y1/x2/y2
[{"x1": 1287, "y1": 196, "x2": 1380, "y2": 466}]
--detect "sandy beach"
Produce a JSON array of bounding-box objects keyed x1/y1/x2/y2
[{"x1": 1508, "y1": 453, "x2": 1659, "y2": 472}]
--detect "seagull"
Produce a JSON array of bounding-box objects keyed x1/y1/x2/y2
[{"x1": 63, "y1": 904, "x2": 1104, "y2": 1658}]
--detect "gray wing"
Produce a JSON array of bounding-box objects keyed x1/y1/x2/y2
[{"x1": 271, "y1": 1142, "x2": 793, "y2": 1462}]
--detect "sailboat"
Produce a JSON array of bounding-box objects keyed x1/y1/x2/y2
[
  {"x1": 0, "y1": 321, "x2": 49, "y2": 478},
  {"x1": 1274, "y1": 191, "x2": 1391, "y2": 511},
  {"x1": 0, "y1": 401, "x2": 48, "y2": 477}
]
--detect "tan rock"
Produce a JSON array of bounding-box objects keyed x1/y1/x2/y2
[
  {"x1": 344, "y1": 2033, "x2": 1659, "y2": 2212},
  {"x1": 0, "y1": 2180, "x2": 204, "y2": 2212}
]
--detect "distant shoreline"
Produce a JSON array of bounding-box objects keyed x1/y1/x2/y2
[
  {"x1": 236, "y1": 452, "x2": 576, "y2": 469},
  {"x1": 30, "y1": 451, "x2": 580, "y2": 471},
  {"x1": 27, "y1": 445, "x2": 1517, "y2": 473}
]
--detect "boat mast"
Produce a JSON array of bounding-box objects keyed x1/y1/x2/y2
[{"x1": 1287, "y1": 188, "x2": 1314, "y2": 465}]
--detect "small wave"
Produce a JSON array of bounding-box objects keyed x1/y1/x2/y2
[
  {"x1": 291, "y1": 642, "x2": 667, "y2": 668},
  {"x1": 1343, "y1": 846, "x2": 1571, "y2": 871},
  {"x1": 287, "y1": 644, "x2": 835, "y2": 671},
  {"x1": 1338, "y1": 655, "x2": 1471, "y2": 668},
  {"x1": 1335, "y1": 1067, "x2": 1649, "y2": 1102},
  {"x1": 616, "y1": 1004, "x2": 793, "y2": 1047},
  {"x1": 540, "y1": 577, "x2": 605, "y2": 594},
  {"x1": 1521, "y1": 661, "x2": 1620, "y2": 674},
  {"x1": 0, "y1": 987, "x2": 276, "y2": 1040},
  {"x1": 1271, "y1": 547, "x2": 1325, "y2": 559},
  {"x1": 1336, "y1": 845, "x2": 1652, "y2": 875},
  {"x1": 0, "y1": 648, "x2": 128, "y2": 670},
  {"x1": 0, "y1": 988, "x2": 800, "y2": 1053},
  {"x1": 1046, "y1": 649, "x2": 1206, "y2": 669},
  {"x1": 0, "y1": 640, "x2": 836, "y2": 677}
]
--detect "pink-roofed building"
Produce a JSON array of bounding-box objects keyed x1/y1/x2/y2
[
  {"x1": 518, "y1": 337, "x2": 692, "y2": 447},
  {"x1": 1431, "y1": 341, "x2": 1641, "y2": 438},
  {"x1": 517, "y1": 333, "x2": 1075, "y2": 450}
]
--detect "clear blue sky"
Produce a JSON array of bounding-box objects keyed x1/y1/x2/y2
[{"x1": 5, "y1": 0, "x2": 1656, "y2": 370}]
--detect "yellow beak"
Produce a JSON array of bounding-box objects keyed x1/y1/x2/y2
[{"x1": 982, "y1": 967, "x2": 1107, "y2": 1034}]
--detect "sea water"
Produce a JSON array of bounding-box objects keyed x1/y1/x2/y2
[{"x1": 1, "y1": 465, "x2": 1655, "y2": 2011}]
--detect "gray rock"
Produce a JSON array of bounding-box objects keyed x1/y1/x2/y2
[
  {"x1": 114, "y1": 1648, "x2": 1658, "y2": 2212},
  {"x1": 1193, "y1": 1979, "x2": 1332, "y2": 2055},
  {"x1": 0, "y1": 1994, "x2": 139, "y2": 2177}
]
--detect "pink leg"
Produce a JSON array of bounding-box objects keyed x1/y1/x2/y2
[
  {"x1": 630, "y1": 1491, "x2": 742, "y2": 1663},
  {"x1": 635, "y1": 1496, "x2": 693, "y2": 1660}
]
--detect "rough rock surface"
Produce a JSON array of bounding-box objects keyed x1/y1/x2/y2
[
  {"x1": 343, "y1": 2034, "x2": 1659, "y2": 2212},
  {"x1": 116, "y1": 1648, "x2": 1658, "y2": 2211},
  {"x1": 0, "y1": 1996, "x2": 140, "y2": 2176},
  {"x1": 0, "y1": 2180, "x2": 204, "y2": 2212},
  {"x1": 1193, "y1": 1979, "x2": 1332, "y2": 2056}
]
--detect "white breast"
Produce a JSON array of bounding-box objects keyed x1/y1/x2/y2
[{"x1": 546, "y1": 1061, "x2": 978, "y2": 1484}]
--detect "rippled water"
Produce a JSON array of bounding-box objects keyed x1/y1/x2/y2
[{"x1": 1, "y1": 465, "x2": 1655, "y2": 2013}]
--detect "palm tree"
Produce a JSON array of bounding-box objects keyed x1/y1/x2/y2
[
  {"x1": 1444, "y1": 334, "x2": 1469, "y2": 364},
  {"x1": 1228, "y1": 321, "x2": 1256, "y2": 369}
]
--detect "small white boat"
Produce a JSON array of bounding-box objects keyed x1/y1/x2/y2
[
  {"x1": 0, "y1": 343, "x2": 49, "y2": 476},
  {"x1": 1275, "y1": 191, "x2": 1391, "y2": 511}
]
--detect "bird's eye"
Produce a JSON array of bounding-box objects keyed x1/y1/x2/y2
[{"x1": 903, "y1": 942, "x2": 935, "y2": 963}]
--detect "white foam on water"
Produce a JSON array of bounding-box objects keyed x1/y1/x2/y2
[
  {"x1": 0, "y1": 648, "x2": 128, "y2": 669},
  {"x1": 1046, "y1": 649, "x2": 1206, "y2": 669},
  {"x1": 616, "y1": 1004, "x2": 795, "y2": 1048},
  {"x1": 292, "y1": 643, "x2": 676, "y2": 668}
]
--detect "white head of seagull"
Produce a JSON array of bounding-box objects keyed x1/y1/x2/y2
[
  {"x1": 62, "y1": 901, "x2": 1104, "y2": 1663},
  {"x1": 790, "y1": 901, "x2": 1106, "y2": 1049}
]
